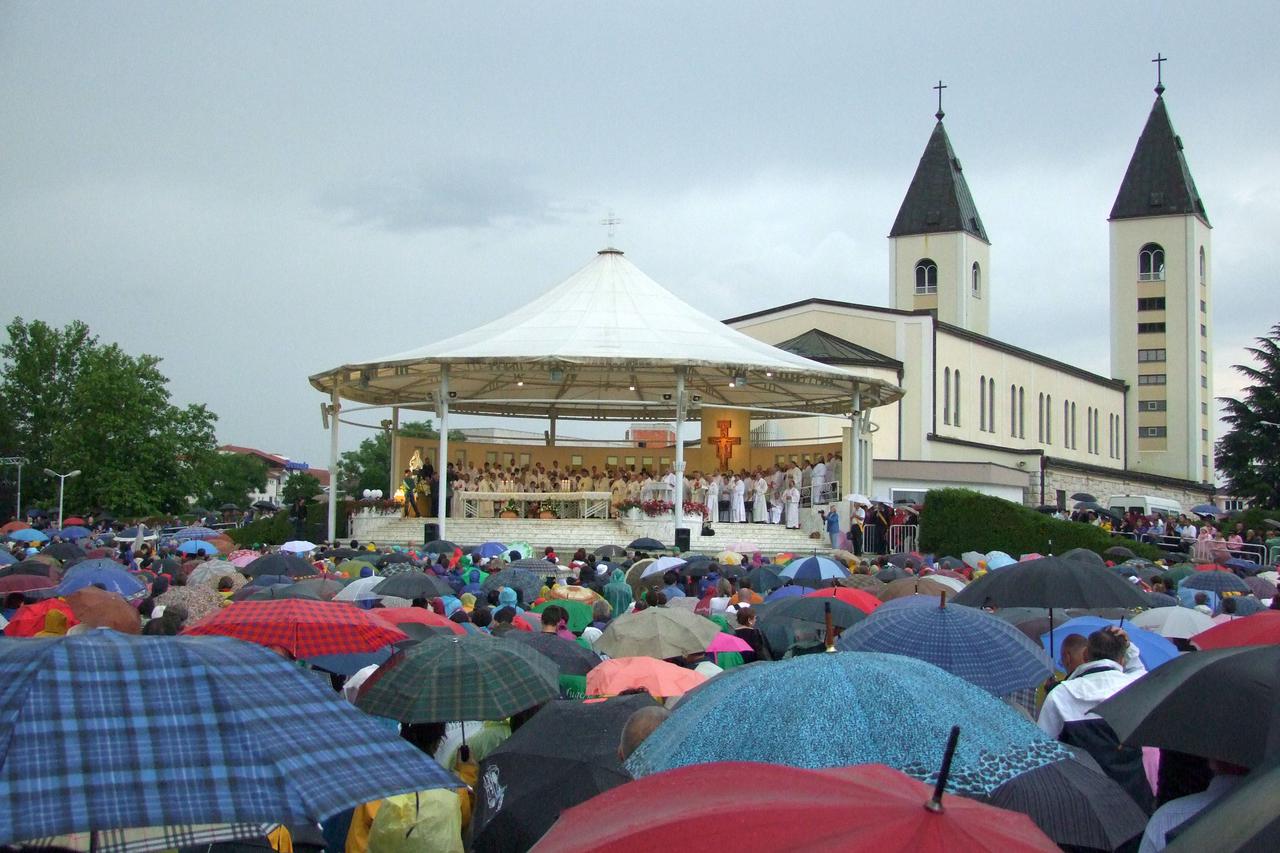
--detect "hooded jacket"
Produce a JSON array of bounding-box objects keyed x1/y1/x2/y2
[{"x1": 603, "y1": 569, "x2": 633, "y2": 615}]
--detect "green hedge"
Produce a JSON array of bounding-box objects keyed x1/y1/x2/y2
[
  {"x1": 918, "y1": 488, "x2": 1166, "y2": 561},
  {"x1": 226, "y1": 512, "x2": 294, "y2": 547}
]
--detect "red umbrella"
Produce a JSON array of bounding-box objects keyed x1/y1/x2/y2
[
  {"x1": 371, "y1": 606, "x2": 465, "y2": 636},
  {"x1": 3, "y1": 599, "x2": 78, "y2": 637},
  {"x1": 805, "y1": 586, "x2": 882, "y2": 614},
  {"x1": 0, "y1": 574, "x2": 57, "y2": 594},
  {"x1": 1192, "y1": 611, "x2": 1280, "y2": 650},
  {"x1": 65, "y1": 586, "x2": 141, "y2": 635},
  {"x1": 182, "y1": 600, "x2": 407, "y2": 658},
  {"x1": 63, "y1": 516, "x2": 86, "y2": 526},
  {"x1": 0, "y1": 520, "x2": 29, "y2": 534},
  {"x1": 1194, "y1": 563, "x2": 1231, "y2": 572},
  {"x1": 529, "y1": 761, "x2": 1058, "y2": 852}
]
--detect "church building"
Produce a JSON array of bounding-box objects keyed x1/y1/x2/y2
[{"x1": 728, "y1": 75, "x2": 1215, "y2": 510}]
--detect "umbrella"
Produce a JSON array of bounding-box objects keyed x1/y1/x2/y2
[
  {"x1": 240, "y1": 552, "x2": 317, "y2": 579},
  {"x1": 480, "y1": 569, "x2": 544, "y2": 605},
  {"x1": 595, "y1": 607, "x2": 721, "y2": 659},
  {"x1": 1039, "y1": 616, "x2": 1178, "y2": 672},
  {"x1": 57, "y1": 561, "x2": 148, "y2": 602},
  {"x1": 155, "y1": 585, "x2": 226, "y2": 623},
  {"x1": 952, "y1": 556, "x2": 1149, "y2": 610},
  {"x1": 530, "y1": 760, "x2": 1058, "y2": 853},
  {"x1": 7, "y1": 528, "x2": 48, "y2": 543},
  {"x1": 1181, "y1": 571, "x2": 1251, "y2": 595},
  {"x1": 279, "y1": 540, "x2": 317, "y2": 554},
  {"x1": 23, "y1": 507, "x2": 47, "y2": 517},
  {"x1": 0, "y1": 632, "x2": 456, "y2": 844},
  {"x1": 626, "y1": 537, "x2": 665, "y2": 551},
  {"x1": 219, "y1": 503, "x2": 241, "y2": 511},
  {"x1": 0, "y1": 521, "x2": 28, "y2": 534},
  {"x1": 185, "y1": 561, "x2": 242, "y2": 589},
  {"x1": 1224, "y1": 596, "x2": 1267, "y2": 617},
  {"x1": 742, "y1": 565, "x2": 783, "y2": 593},
  {"x1": 373, "y1": 572, "x2": 452, "y2": 600},
  {"x1": 983, "y1": 753, "x2": 1149, "y2": 852},
  {"x1": 334, "y1": 558, "x2": 377, "y2": 577},
  {"x1": 422, "y1": 539, "x2": 459, "y2": 554},
  {"x1": 1244, "y1": 576, "x2": 1277, "y2": 598},
  {"x1": 176, "y1": 540, "x2": 219, "y2": 556},
  {"x1": 1129, "y1": 606, "x2": 1216, "y2": 640},
  {"x1": 755, "y1": 596, "x2": 866, "y2": 657},
  {"x1": 841, "y1": 573, "x2": 887, "y2": 594},
  {"x1": 706, "y1": 633, "x2": 752, "y2": 653},
  {"x1": 765, "y1": 584, "x2": 806, "y2": 602},
  {"x1": 1161, "y1": 755, "x2": 1278, "y2": 853},
  {"x1": 182, "y1": 600, "x2": 407, "y2": 658},
  {"x1": 1191, "y1": 611, "x2": 1280, "y2": 649},
  {"x1": 1104, "y1": 545, "x2": 1136, "y2": 561},
  {"x1": 334, "y1": 575, "x2": 387, "y2": 603},
  {"x1": 0, "y1": 559, "x2": 60, "y2": 580},
  {"x1": 501, "y1": 631, "x2": 602, "y2": 676},
  {"x1": 779, "y1": 555, "x2": 850, "y2": 588},
  {"x1": 1070, "y1": 492, "x2": 1097, "y2": 502},
  {"x1": 64, "y1": 587, "x2": 141, "y2": 634},
  {"x1": 638, "y1": 555, "x2": 687, "y2": 579},
  {"x1": 625, "y1": 654, "x2": 1070, "y2": 795},
  {"x1": 1094, "y1": 645, "x2": 1280, "y2": 769},
  {"x1": 1223, "y1": 557, "x2": 1262, "y2": 575},
  {"x1": 172, "y1": 526, "x2": 220, "y2": 542},
  {"x1": 804, "y1": 586, "x2": 882, "y2": 614},
  {"x1": 876, "y1": 565, "x2": 908, "y2": 582},
  {"x1": 508, "y1": 557, "x2": 557, "y2": 571},
  {"x1": 251, "y1": 499, "x2": 279, "y2": 510},
  {"x1": 0, "y1": 552, "x2": 15, "y2": 567},
  {"x1": 531, "y1": 599, "x2": 594, "y2": 634},
  {"x1": 474, "y1": 541, "x2": 508, "y2": 559},
  {"x1": 473, "y1": 698, "x2": 660, "y2": 853},
  {"x1": 586, "y1": 657, "x2": 707, "y2": 697},
  {"x1": 55, "y1": 526, "x2": 92, "y2": 541},
  {"x1": 3, "y1": 599, "x2": 78, "y2": 636},
  {"x1": 371, "y1": 606, "x2": 466, "y2": 637},
  {"x1": 0, "y1": 574, "x2": 56, "y2": 594},
  {"x1": 880, "y1": 577, "x2": 953, "y2": 602},
  {"x1": 593, "y1": 544, "x2": 626, "y2": 558},
  {"x1": 246, "y1": 584, "x2": 323, "y2": 602},
  {"x1": 836, "y1": 597, "x2": 1053, "y2": 697},
  {"x1": 356, "y1": 634, "x2": 559, "y2": 723},
  {"x1": 1190, "y1": 503, "x2": 1222, "y2": 516},
  {"x1": 375, "y1": 551, "x2": 416, "y2": 568}
]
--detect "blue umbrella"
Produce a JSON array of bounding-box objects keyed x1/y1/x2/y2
[
  {"x1": 0, "y1": 631, "x2": 456, "y2": 843},
  {"x1": 57, "y1": 560, "x2": 148, "y2": 601},
  {"x1": 116, "y1": 526, "x2": 155, "y2": 540},
  {"x1": 23, "y1": 507, "x2": 47, "y2": 518},
  {"x1": 625, "y1": 652, "x2": 1071, "y2": 796},
  {"x1": 172, "y1": 526, "x2": 220, "y2": 542},
  {"x1": 1223, "y1": 558, "x2": 1262, "y2": 575},
  {"x1": 7, "y1": 529, "x2": 48, "y2": 543},
  {"x1": 177, "y1": 540, "x2": 220, "y2": 556},
  {"x1": 837, "y1": 599, "x2": 1054, "y2": 696},
  {"x1": 1039, "y1": 616, "x2": 1179, "y2": 672},
  {"x1": 1190, "y1": 503, "x2": 1222, "y2": 517},
  {"x1": 764, "y1": 584, "x2": 806, "y2": 602},
  {"x1": 1181, "y1": 571, "x2": 1251, "y2": 595},
  {"x1": 779, "y1": 555, "x2": 850, "y2": 588},
  {"x1": 55, "y1": 526, "x2": 92, "y2": 541},
  {"x1": 474, "y1": 541, "x2": 507, "y2": 559}
]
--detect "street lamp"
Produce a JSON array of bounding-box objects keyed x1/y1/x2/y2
[{"x1": 42, "y1": 468, "x2": 81, "y2": 529}]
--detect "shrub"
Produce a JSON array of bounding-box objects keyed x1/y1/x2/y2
[
  {"x1": 918, "y1": 488, "x2": 1165, "y2": 560},
  {"x1": 226, "y1": 512, "x2": 293, "y2": 547}
]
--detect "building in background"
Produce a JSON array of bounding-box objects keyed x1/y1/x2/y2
[{"x1": 217, "y1": 444, "x2": 330, "y2": 506}]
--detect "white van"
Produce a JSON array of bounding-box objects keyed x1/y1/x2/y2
[{"x1": 1107, "y1": 495, "x2": 1183, "y2": 518}]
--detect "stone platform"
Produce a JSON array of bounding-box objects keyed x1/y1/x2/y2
[{"x1": 351, "y1": 511, "x2": 830, "y2": 556}]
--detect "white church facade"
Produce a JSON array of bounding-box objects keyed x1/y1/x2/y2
[{"x1": 730, "y1": 81, "x2": 1215, "y2": 511}]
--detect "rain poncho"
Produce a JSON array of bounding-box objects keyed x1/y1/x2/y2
[
  {"x1": 497, "y1": 586, "x2": 523, "y2": 615},
  {"x1": 604, "y1": 569, "x2": 633, "y2": 615}
]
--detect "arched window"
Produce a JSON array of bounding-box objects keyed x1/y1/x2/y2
[
  {"x1": 988, "y1": 377, "x2": 995, "y2": 432},
  {"x1": 972, "y1": 262, "x2": 981, "y2": 297},
  {"x1": 1010, "y1": 385, "x2": 1017, "y2": 435},
  {"x1": 1018, "y1": 387, "x2": 1025, "y2": 438},
  {"x1": 979, "y1": 376, "x2": 986, "y2": 431},
  {"x1": 943, "y1": 367, "x2": 951, "y2": 425},
  {"x1": 1139, "y1": 243, "x2": 1165, "y2": 281},
  {"x1": 915, "y1": 259, "x2": 938, "y2": 294},
  {"x1": 1038, "y1": 393, "x2": 1044, "y2": 442},
  {"x1": 1199, "y1": 246, "x2": 1206, "y2": 285}
]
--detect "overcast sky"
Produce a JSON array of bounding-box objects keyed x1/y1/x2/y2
[{"x1": 3, "y1": 2, "x2": 1277, "y2": 472}]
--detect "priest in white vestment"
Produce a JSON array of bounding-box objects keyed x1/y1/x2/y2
[
  {"x1": 783, "y1": 481, "x2": 801, "y2": 529},
  {"x1": 731, "y1": 475, "x2": 747, "y2": 523},
  {"x1": 751, "y1": 475, "x2": 768, "y2": 523},
  {"x1": 704, "y1": 476, "x2": 719, "y2": 523}
]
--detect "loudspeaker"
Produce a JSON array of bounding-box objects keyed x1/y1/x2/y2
[
  {"x1": 674, "y1": 527, "x2": 691, "y2": 552},
  {"x1": 423, "y1": 522, "x2": 440, "y2": 543}
]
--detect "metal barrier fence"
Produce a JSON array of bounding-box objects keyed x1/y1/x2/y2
[
  {"x1": 1110, "y1": 530, "x2": 1271, "y2": 565},
  {"x1": 856, "y1": 523, "x2": 919, "y2": 555}
]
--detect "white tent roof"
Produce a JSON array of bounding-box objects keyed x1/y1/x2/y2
[{"x1": 310, "y1": 249, "x2": 901, "y2": 420}]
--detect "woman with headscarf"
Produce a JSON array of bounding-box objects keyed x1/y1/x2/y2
[{"x1": 604, "y1": 568, "x2": 633, "y2": 616}]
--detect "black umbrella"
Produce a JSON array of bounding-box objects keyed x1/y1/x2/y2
[
  {"x1": 41, "y1": 542, "x2": 85, "y2": 562},
  {"x1": 373, "y1": 572, "x2": 452, "y2": 600},
  {"x1": 593, "y1": 544, "x2": 626, "y2": 558},
  {"x1": 219, "y1": 503, "x2": 240, "y2": 512},
  {"x1": 627, "y1": 537, "x2": 665, "y2": 551},
  {"x1": 1034, "y1": 505, "x2": 1059, "y2": 514},
  {"x1": 375, "y1": 552, "x2": 415, "y2": 568},
  {"x1": 500, "y1": 631, "x2": 602, "y2": 676},
  {"x1": 1163, "y1": 755, "x2": 1278, "y2": 853},
  {"x1": 1104, "y1": 545, "x2": 1136, "y2": 561},
  {"x1": 952, "y1": 556, "x2": 1149, "y2": 611},
  {"x1": 246, "y1": 584, "x2": 323, "y2": 601},
  {"x1": 472, "y1": 695, "x2": 657, "y2": 853},
  {"x1": 1145, "y1": 591, "x2": 1179, "y2": 608},
  {"x1": 1060, "y1": 547, "x2": 1107, "y2": 570},
  {"x1": 1094, "y1": 645, "x2": 1280, "y2": 770},
  {"x1": 982, "y1": 753, "x2": 1148, "y2": 852},
  {"x1": 480, "y1": 569, "x2": 543, "y2": 605},
  {"x1": 0, "y1": 559, "x2": 59, "y2": 579},
  {"x1": 509, "y1": 557, "x2": 557, "y2": 571},
  {"x1": 239, "y1": 552, "x2": 316, "y2": 579},
  {"x1": 755, "y1": 597, "x2": 865, "y2": 657},
  {"x1": 1071, "y1": 492, "x2": 1098, "y2": 503},
  {"x1": 325, "y1": 547, "x2": 364, "y2": 561},
  {"x1": 742, "y1": 566, "x2": 783, "y2": 593},
  {"x1": 252, "y1": 500, "x2": 278, "y2": 511},
  {"x1": 875, "y1": 565, "x2": 907, "y2": 582},
  {"x1": 422, "y1": 539, "x2": 459, "y2": 554},
  {"x1": 1182, "y1": 572, "x2": 1251, "y2": 595}
]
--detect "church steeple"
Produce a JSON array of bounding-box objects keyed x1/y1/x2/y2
[
  {"x1": 1109, "y1": 93, "x2": 1209, "y2": 226},
  {"x1": 889, "y1": 119, "x2": 989, "y2": 243}
]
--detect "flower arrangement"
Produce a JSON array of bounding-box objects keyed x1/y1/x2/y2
[
  {"x1": 617, "y1": 498, "x2": 644, "y2": 513},
  {"x1": 642, "y1": 499, "x2": 675, "y2": 517},
  {"x1": 501, "y1": 499, "x2": 521, "y2": 515},
  {"x1": 682, "y1": 501, "x2": 709, "y2": 518}
]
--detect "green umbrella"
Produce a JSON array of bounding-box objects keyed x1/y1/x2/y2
[
  {"x1": 595, "y1": 607, "x2": 721, "y2": 660},
  {"x1": 356, "y1": 635, "x2": 559, "y2": 724},
  {"x1": 532, "y1": 599, "x2": 594, "y2": 634},
  {"x1": 336, "y1": 559, "x2": 377, "y2": 577},
  {"x1": 1163, "y1": 564, "x2": 1194, "y2": 585}
]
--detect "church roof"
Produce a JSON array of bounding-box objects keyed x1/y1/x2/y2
[
  {"x1": 774, "y1": 328, "x2": 902, "y2": 372},
  {"x1": 1109, "y1": 95, "x2": 1209, "y2": 226},
  {"x1": 889, "y1": 121, "x2": 989, "y2": 243}
]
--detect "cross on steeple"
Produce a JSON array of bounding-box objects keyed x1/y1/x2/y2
[
  {"x1": 933, "y1": 79, "x2": 947, "y2": 121},
  {"x1": 600, "y1": 210, "x2": 621, "y2": 245},
  {"x1": 1152, "y1": 53, "x2": 1167, "y2": 96}
]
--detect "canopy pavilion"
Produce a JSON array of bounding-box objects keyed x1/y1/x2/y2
[{"x1": 310, "y1": 248, "x2": 903, "y2": 541}]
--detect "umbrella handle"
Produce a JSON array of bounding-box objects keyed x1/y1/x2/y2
[{"x1": 925, "y1": 725, "x2": 961, "y2": 813}]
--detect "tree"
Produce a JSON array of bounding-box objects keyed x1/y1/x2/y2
[
  {"x1": 1216, "y1": 322, "x2": 1280, "y2": 508},
  {"x1": 196, "y1": 453, "x2": 269, "y2": 509},
  {"x1": 0, "y1": 319, "x2": 220, "y2": 516},
  {"x1": 282, "y1": 472, "x2": 323, "y2": 505},
  {"x1": 335, "y1": 419, "x2": 464, "y2": 496}
]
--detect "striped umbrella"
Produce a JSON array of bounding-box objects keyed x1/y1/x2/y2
[{"x1": 779, "y1": 556, "x2": 850, "y2": 589}]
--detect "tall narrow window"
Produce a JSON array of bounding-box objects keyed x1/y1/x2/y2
[
  {"x1": 1064, "y1": 401, "x2": 1071, "y2": 448},
  {"x1": 988, "y1": 377, "x2": 995, "y2": 433},
  {"x1": 943, "y1": 367, "x2": 951, "y2": 425},
  {"x1": 972, "y1": 262, "x2": 981, "y2": 297},
  {"x1": 1046, "y1": 395, "x2": 1052, "y2": 444},
  {"x1": 1038, "y1": 393, "x2": 1044, "y2": 442},
  {"x1": 1071, "y1": 402, "x2": 1077, "y2": 449},
  {"x1": 1139, "y1": 243, "x2": 1165, "y2": 281},
  {"x1": 1018, "y1": 387, "x2": 1025, "y2": 438},
  {"x1": 915, "y1": 259, "x2": 938, "y2": 294},
  {"x1": 979, "y1": 376, "x2": 986, "y2": 431},
  {"x1": 954, "y1": 370, "x2": 961, "y2": 426},
  {"x1": 1010, "y1": 385, "x2": 1017, "y2": 435},
  {"x1": 1086, "y1": 407, "x2": 1093, "y2": 453},
  {"x1": 1199, "y1": 246, "x2": 1206, "y2": 284}
]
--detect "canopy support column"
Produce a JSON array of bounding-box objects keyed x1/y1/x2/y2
[
  {"x1": 436, "y1": 366, "x2": 450, "y2": 537},
  {"x1": 851, "y1": 388, "x2": 863, "y2": 497},
  {"x1": 326, "y1": 388, "x2": 340, "y2": 543},
  {"x1": 388, "y1": 407, "x2": 400, "y2": 497},
  {"x1": 548, "y1": 412, "x2": 557, "y2": 447},
  {"x1": 673, "y1": 370, "x2": 686, "y2": 543}
]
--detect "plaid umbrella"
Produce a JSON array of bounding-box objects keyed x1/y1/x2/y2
[
  {"x1": 356, "y1": 634, "x2": 559, "y2": 723},
  {"x1": 501, "y1": 631, "x2": 602, "y2": 675},
  {"x1": 21, "y1": 822, "x2": 278, "y2": 853},
  {"x1": 182, "y1": 600, "x2": 407, "y2": 658},
  {"x1": 172, "y1": 526, "x2": 220, "y2": 542},
  {"x1": 480, "y1": 569, "x2": 544, "y2": 605},
  {"x1": 1180, "y1": 571, "x2": 1251, "y2": 595},
  {"x1": 595, "y1": 607, "x2": 721, "y2": 660},
  {"x1": 0, "y1": 632, "x2": 457, "y2": 845},
  {"x1": 836, "y1": 597, "x2": 1052, "y2": 696}
]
